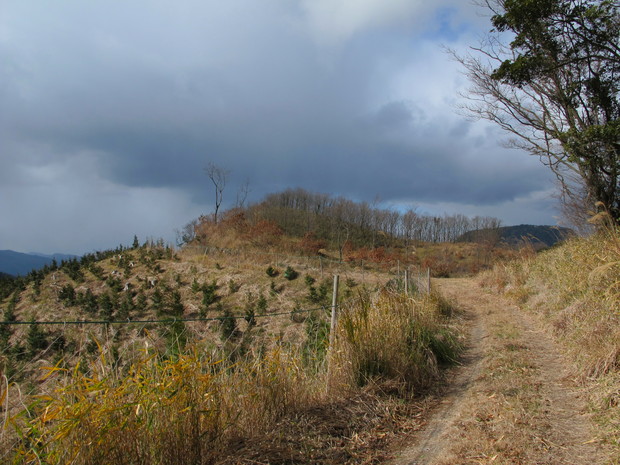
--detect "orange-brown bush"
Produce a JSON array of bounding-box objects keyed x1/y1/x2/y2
[{"x1": 299, "y1": 232, "x2": 327, "y2": 256}]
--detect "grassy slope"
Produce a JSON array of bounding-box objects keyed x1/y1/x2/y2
[
  {"x1": 480, "y1": 230, "x2": 620, "y2": 457},
  {"x1": 1, "y1": 240, "x2": 462, "y2": 464}
]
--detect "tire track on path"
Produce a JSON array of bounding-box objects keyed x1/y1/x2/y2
[{"x1": 390, "y1": 278, "x2": 610, "y2": 465}]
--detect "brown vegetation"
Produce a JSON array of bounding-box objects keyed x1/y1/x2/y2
[{"x1": 479, "y1": 227, "x2": 620, "y2": 460}]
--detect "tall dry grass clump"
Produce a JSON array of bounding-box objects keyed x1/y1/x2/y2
[
  {"x1": 329, "y1": 290, "x2": 460, "y2": 395},
  {"x1": 8, "y1": 345, "x2": 317, "y2": 465}
]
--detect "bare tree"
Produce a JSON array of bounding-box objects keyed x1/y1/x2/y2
[
  {"x1": 205, "y1": 162, "x2": 230, "y2": 224},
  {"x1": 176, "y1": 218, "x2": 199, "y2": 246},
  {"x1": 235, "y1": 177, "x2": 251, "y2": 209}
]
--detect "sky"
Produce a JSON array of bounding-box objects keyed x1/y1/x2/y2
[{"x1": 0, "y1": 0, "x2": 560, "y2": 255}]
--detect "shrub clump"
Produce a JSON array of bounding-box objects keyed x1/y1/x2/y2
[
  {"x1": 330, "y1": 290, "x2": 461, "y2": 394},
  {"x1": 283, "y1": 266, "x2": 298, "y2": 280}
]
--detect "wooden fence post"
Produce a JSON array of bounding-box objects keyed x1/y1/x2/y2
[
  {"x1": 329, "y1": 275, "x2": 340, "y2": 347},
  {"x1": 405, "y1": 269, "x2": 409, "y2": 296},
  {"x1": 427, "y1": 267, "x2": 431, "y2": 294}
]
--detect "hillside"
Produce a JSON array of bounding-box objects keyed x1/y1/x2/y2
[
  {"x1": 0, "y1": 231, "x2": 464, "y2": 464},
  {"x1": 457, "y1": 224, "x2": 574, "y2": 249}
]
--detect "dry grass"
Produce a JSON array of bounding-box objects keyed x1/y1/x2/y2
[
  {"x1": 330, "y1": 290, "x2": 461, "y2": 396},
  {"x1": 8, "y1": 345, "x2": 318, "y2": 465},
  {"x1": 4, "y1": 281, "x2": 460, "y2": 464},
  {"x1": 479, "y1": 227, "x2": 620, "y2": 459}
]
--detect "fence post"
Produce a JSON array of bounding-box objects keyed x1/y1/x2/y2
[
  {"x1": 427, "y1": 267, "x2": 431, "y2": 294},
  {"x1": 329, "y1": 275, "x2": 340, "y2": 347},
  {"x1": 405, "y1": 269, "x2": 409, "y2": 296}
]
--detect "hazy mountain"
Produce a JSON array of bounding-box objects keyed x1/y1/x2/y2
[
  {"x1": 29, "y1": 252, "x2": 78, "y2": 262},
  {"x1": 0, "y1": 250, "x2": 77, "y2": 276},
  {"x1": 457, "y1": 225, "x2": 574, "y2": 249}
]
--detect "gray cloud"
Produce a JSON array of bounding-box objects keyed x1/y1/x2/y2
[{"x1": 0, "y1": 0, "x2": 557, "y2": 254}]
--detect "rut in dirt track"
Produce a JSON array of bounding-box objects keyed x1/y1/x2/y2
[{"x1": 390, "y1": 278, "x2": 610, "y2": 465}]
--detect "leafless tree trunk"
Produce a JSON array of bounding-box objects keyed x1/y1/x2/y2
[
  {"x1": 205, "y1": 162, "x2": 230, "y2": 224},
  {"x1": 236, "y1": 178, "x2": 251, "y2": 209}
]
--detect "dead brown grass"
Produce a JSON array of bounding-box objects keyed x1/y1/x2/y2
[
  {"x1": 391, "y1": 278, "x2": 611, "y2": 465},
  {"x1": 479, "y1": 229, "x2": 620, "y2": 461},
  {"x1": 3, "y1": 264, "x2": 460, "y2": 464}
]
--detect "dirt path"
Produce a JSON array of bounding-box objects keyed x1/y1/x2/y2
[{"x1": 390, "y1": 278, "x2": 610, "y2": 465}]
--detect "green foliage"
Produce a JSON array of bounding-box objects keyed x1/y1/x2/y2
[
  {"x1": 31, "y1": 271, "x2": 43, "y2": 297},
  {"x1": 0, "y1": 273, "x2": 18, "y2": 303},
  {"x1": 59, "y1": 283, "x2": 76, "y2": 306},
  {"x1": 304, "y1": 275, "x2": 316, "y2": 287},
  {"x1": 26, "y1": 320, "x2": 48, "y2": 356},
  {"x1": 88, "y1": 263, "x2": 105, "y2": 280},
  {"x1": 135, "y1": 292, "x2": 148, "y2": 313},
  {"x1": 307, "y1": 279, "x2": 330, "y2": 305},
  {"x1": 303, "y1": 311, "x2": 330, "y2": 368},
  {"x1": 191, "y1": 278, "x2": 201, "y2": 293},
  {"x1": 163, "y1": 319, "x2": 187, "y2": 355},
  {"x1": 0, "y1": 294, "x2": 18, "y2": 349},
  {"x1": 78, "y1": 289, "x2": 99, "y2": 314},
  {"x1": 151, "y1": 288, "x2": 164, "y2": 314},
  {"x1": 283, "y1": 266, "x2": 298, "y2": 280},
  {"x1": 244, "y1": 291, "x2": 257, "y2": 326},
  {"x1": 62, "y1": 258, "x2": 85, "y2": 282},
  {"x1": 168, "y1": 290, "x2": 184, "y2": 317},
  {"x1": 228, "y1": 279, "x2": 240, "y2": 294},
  {"x1": 106, "y1": 276, "x2": 123, "y2": 293},
  {"x1": 117, "y1": 293, "x2": 134, "y2": 320},
  {"x1": 99, "y1": 293, "x2": 116, "y2": 321},
  {"x1": 266, "y1": 266, "x2": 278, "y2": 277},
  {"x1": 201, "y1": 280, "x2": 218, "y2": 310},
  {"x1": 219, "y1": 308, "x2": 237, "y2": 340}
]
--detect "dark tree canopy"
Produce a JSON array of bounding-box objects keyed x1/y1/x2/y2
[{"x1": 458, "y1": 0, "x2": 620, "y2": 222}]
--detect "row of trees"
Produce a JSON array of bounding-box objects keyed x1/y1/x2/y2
[
  {"x1": 182, "y1": 187, "x2": 502, "y2": 255},
  {"x1": 252, "y1": 188, "x2": 501, "y2": 245}
]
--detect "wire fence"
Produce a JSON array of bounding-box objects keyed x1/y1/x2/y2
[{"x1": 0, "y1": 258, "x2": 433, "y2": 460}]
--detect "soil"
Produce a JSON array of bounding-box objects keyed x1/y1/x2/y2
[{"x1": 389, "y1": 278, "x2": 612, "y2": 465}]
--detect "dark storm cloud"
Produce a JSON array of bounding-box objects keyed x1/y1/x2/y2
[{"x1": 0, "y1": 0, "x2": 557, "y2": 254}]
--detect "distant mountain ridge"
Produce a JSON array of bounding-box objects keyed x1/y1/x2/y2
[
  {"x1": 0, "y1": 250, "x2": 78, "y2": 276},
  {"x1": 457, "y1": 225, "x2": 574, "y2": 249}
]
